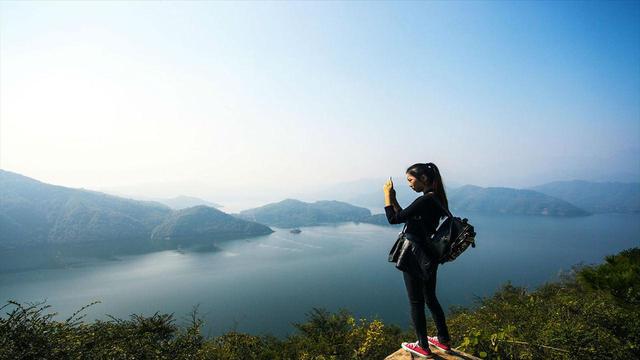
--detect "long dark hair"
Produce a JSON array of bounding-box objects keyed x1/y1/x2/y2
[{"x1": 406, "y1": 162, "x2": 449, "y2": 215}]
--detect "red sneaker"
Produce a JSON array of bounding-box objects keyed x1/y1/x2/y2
[
  {"x1": 401, "y1": 341, "x2": 434, "y2": 358},
  {"x1": 427, "y1": 336, "x2": 452, "y2": 353}
]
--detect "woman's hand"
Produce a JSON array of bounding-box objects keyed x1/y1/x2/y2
[
  {"x1": 384, "y1": 177, "x2": 401, "y2": 210},
  {"x1": 384, "y1": 177, "x2": 396, "y2": 197}
]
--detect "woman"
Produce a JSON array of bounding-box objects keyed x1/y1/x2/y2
[{"x1": 384, "y1": 162, "x2": 452, "y2": 358}]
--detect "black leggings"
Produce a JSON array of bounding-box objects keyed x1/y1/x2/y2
[{"x1": 402, "y1": 265, "x2": 450, "y2": 348}]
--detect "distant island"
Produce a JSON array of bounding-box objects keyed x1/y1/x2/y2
[
  {"x1": 235, "y1": 198, "x2": 380, "y2": 228},
  {"x1": 151, "y1": 205, "x2": 273, "y2": 248}
]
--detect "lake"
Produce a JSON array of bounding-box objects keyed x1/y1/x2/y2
[{"x1": 0, "y1": 213, "x2": 638, "y2": 338}]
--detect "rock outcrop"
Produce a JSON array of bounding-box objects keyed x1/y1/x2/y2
[{"x1": 385, "y1": 347, "x2": 481, "y2": 360}]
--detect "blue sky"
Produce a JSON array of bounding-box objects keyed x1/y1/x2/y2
[{"x1": 1, "y1": 1, "x2": 638, "y2": 204}]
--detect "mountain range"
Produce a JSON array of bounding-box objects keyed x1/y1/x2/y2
[
  {"x1": 0, "y1": 170, "x2": 272, "y2": 250},
  {"x1": 447, "y1": 185, "x2": 590, "y2": 216},
  {"x1": 336, "y1": 182, "x2": 634, "y2": 217},
  {"x1": 530, "y1": 180, "x2": 640, "y2": 213},
  {"x1": 2, "y1": 170, "x2": 638, "y2": 252}
]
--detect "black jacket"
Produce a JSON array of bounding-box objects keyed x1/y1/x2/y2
[
  {"x1": 384, "y1": 192, "x2": 445, "y2": 239},
  {"x1": 385, "y1": 192, "x2": 446, "y2": 279}
]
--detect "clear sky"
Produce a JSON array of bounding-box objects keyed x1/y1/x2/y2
[{"x1": 1, "y1": 1, "x2": 639, "y2": 203}]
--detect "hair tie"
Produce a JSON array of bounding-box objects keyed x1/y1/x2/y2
[{"x1": 425, "y1": 163, "x2": 438, "y2": 177}]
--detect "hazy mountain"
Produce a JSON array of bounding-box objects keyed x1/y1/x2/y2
[
  {"x1": 151, "y1": 205, "x2": 273, "y2": 248},
  {"x1": 0, "y1": 170, "x2": 273, "y2": 250},
  {"x1": 448, "y1": 185, "x2": 590, "y2": 216},
  {"x1": 296, "y1": 177, "x2": 461, "y2": 211},
  {"x1": 530, "y1": 180, "x2": 640, "y2": 213},
  {"x1": 236, "y1": 199, "x2": 373, "y2": 228},
  {"x1": 154, "y1": 195, "x2": 223, "y2": 210},
  {"x1": 0, "y1": 170, "x2": 170, "y2": 247},
  {"x1": 333, "y1": 182, "x2": 592, "y2": 217}
]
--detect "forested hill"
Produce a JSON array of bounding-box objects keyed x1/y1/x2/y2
[
  {"x1": 236, "y1": 198, "x2": 375, "y2": 228},
  {"x1": 448, "y1": 185, "x2": 591, "y2": 216},
  {"x1": 530, "y1": 180, "x2": 640, "y2": 213},
  {"x1": 0, "y1": 170, "x2": 272, "y2": 248},
  {"x1": 151, "y1": 205, "x2": 273, "y2": 248}
]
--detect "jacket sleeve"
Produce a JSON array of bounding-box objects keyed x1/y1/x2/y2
[{"x1": 384, "y1": 196, "x2": 426, "y2": 224}]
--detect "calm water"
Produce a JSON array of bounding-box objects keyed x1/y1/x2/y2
[{"x1": 0, "y1": 213, "x2": 638, "y2": 337}]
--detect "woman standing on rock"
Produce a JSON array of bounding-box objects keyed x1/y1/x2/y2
[{"x1": 384, "y1": 162, "x2": 452, "y2": 358}]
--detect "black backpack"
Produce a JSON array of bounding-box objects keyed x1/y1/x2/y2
[{"x1": 425, "y1": 192, "x2": 477, "y2": 264}]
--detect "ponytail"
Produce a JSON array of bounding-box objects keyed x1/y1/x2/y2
[{"x1": 406, "y1": 162, "x2": 449, "y2": 218}]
